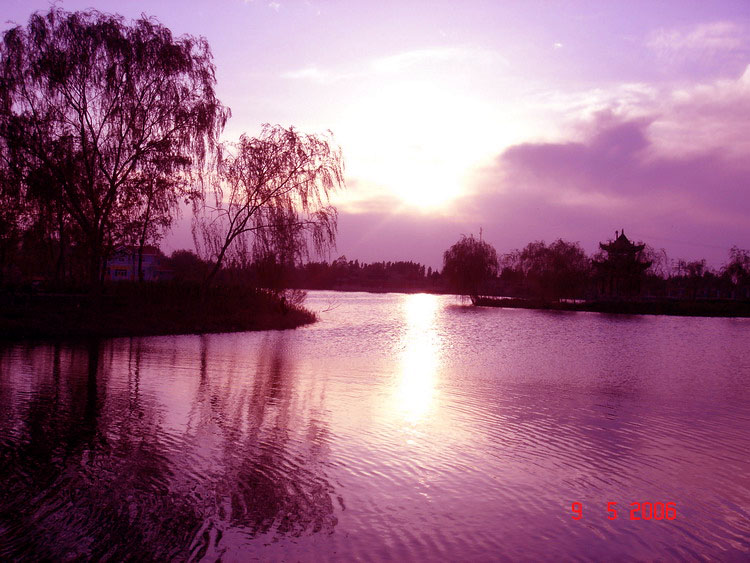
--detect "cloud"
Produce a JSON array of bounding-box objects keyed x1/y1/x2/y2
[
  {"x1": 527, "y1": 64, "x2": 750, "y2": 159},
  {"x1": 280, "y1": 45, "x2": 505, "y2": 83},
  {"x1": 646, "y1": 21, "x2": 749, "y2": 75},
  {"x1": 650, "y1": 64, "x2": 750, "y2": 159},
  {"x1": 370, "y1": 46, "x2": 505, "y2": 73},
  {"x1": 281, "y1": 66, "x2": 332, "y2": 81},
  {"x1": 647, "y1": 21, "x2": 744, "y2": 54},
  {"x1": 242, "y1": 0, "x2": 281, "y2": 10}
]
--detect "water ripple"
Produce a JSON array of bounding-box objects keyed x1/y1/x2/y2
[{"x1": 0, "y1": 292, "x2": 749, "y2": 560}]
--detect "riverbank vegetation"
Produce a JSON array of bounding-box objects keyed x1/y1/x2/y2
[
  {"x1": 441, "y1": 234, "x2": 750, "y2": 317},
  {"x1": 136, "y1": 240, "x2": 749, "y2": 317},
  {"x1": 235, "y1": 238, "x2": 749, "y2": 314}
]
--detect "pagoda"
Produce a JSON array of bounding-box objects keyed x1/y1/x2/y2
[{"x1": 593, "y1": 229, "x2": 651, "y2": 299}]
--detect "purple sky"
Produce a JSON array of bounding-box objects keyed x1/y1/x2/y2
[{"x1": 4, "y1": 1, "x2": 750, "y2": 268}]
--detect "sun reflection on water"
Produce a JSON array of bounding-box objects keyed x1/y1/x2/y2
[{"x1": 394, "y1": 293, "x2": 441, "y2": 425}]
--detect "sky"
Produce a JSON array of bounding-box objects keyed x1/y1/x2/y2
[{"x1": 4, "y1": 0, "x2": 750, "y2": 268}]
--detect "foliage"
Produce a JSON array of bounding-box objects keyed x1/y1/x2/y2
[
  {"x1": 442, "y1": 235, "x2": 499, "y2": 302},
  {"x1": 0, "y1": 8, "x2": 228, "y2": 286},
  {"x1": 166, "y1": 249, "x2": 211, "y2": 283},
  {"x1": 289, "y1": 257, "x2": 435, "y2": 290},
  {"x1": 723, "y1": 246, "x2": 750, "y2": 285},
  {"x1": 640, "y1": 245, "x2": 670, "y2": 278},
  {"x1": 194, "y1": 124, "x2": 344, "y2": 286},
  {"x1": 502, "y1": 239, "x2": 590, "y2": 301},
  {"x1": 0, "y1": 164, "x2": 24, "y2": 282}
]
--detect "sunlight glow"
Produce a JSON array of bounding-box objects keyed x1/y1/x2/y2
[
  {"x1": 393, "y1": 293, "x2": 441, "y2": 424},
  {"x1": 339, "y1": 80, "x2": 504, "y2": 210}
]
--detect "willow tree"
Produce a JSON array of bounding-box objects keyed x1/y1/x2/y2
[
  {"x1": 0, "y1": 8, "x2": 228, "y2": 286},
  {"x1": 194, "y1": 124, "x2": 344, "y2": 287},
  {"x1": 443, "y1": 235, "x2": 499, "y2": 303},
  {"x1": 506, "y1": 239, "x2": 591, "y2": 301}
]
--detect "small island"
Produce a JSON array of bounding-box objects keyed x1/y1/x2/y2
[{"x1": 441, "y1": 231, "x2": 750, "y2": 318}]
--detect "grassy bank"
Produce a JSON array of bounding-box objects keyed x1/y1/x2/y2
[
  {"x1": 0, "y1": 283, "x2": 316, "y2": 339},
  {"x1": 474, "y1": 296, "x2": 750, "y2": 317}
]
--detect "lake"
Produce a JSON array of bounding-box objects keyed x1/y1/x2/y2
[{"x1": 1, "y1": 291, "x2": 749, "y2": 560}]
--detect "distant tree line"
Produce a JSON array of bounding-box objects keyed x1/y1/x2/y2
[
  {"x1": 160, "y1": 252, "x2": 445, "y2": 293},
  {"x1": 290, "y1": 256, "x2": 443, "y2": 292},
  {"x1": 497, "y1": 239, "x2": 590, "y2": 302}
]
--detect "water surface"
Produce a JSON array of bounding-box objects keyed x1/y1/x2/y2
[{"x1": 1, "y1": 291, "x2": 749, "y2": 560}]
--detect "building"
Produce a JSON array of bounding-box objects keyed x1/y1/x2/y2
[
  {"x1": 593, "y1": 230, "x2": 651, "y2": 299},
  {"x1": 105, "y1": 245, "x2": 172, "y2": 282}
]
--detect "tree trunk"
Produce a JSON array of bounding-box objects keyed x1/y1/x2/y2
[
  {"x1": 90, "y1": 255, "x2": 100, "y2": 284},
  {"x1": 137, "y1": 243, "x2": 144, "y2": 283},
  {"x1": 55, "y1": 211, "x2": 66, "y2": 284},
  {"x1": 203, "y1": 253, "x2": 224, "y2": 289},
  {"x1": 202, "y1": 238, "x2": 233, "y2": 290},
  {"x1": 137, "y1": 190, "x2": 153, "y2": 283},
  {"x1": 88, "y1": 235, "x2": 104, "y2": 295}
]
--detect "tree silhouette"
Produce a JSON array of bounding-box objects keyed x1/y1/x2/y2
[
  {"x1": 121, "y1": 158, "x2": 197, "y2": 282},
  {"x1": 443, "y1": 234, "x2": 499, "y2": 303},
  {"x1": 504, "y1": 239, "x2": 590, "y2": 301},
  {"x1": 0, "y1": 8, "x2": 228, "y2": 287},
  {"x1": 194, "y1": 125, "x2": 344, "y2": 287},
  {"x1": 0, "y1": 159, "x2": 24, "y2": 282},
  {"x1": 723, "y1": 246, "x2": 750, "y2": 285}
]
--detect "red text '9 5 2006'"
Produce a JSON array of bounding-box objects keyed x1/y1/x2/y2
[{"x1": 571, "y1": 502, "x2": 676, "y2": 520}]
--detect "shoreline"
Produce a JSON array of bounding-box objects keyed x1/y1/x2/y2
[
  {"x1": 473, "y1": 296, "x2": 750, "y2": 318},
  {"x1": 296, "y1": 288, "x2": 750, "y2": 318},
  {"x1": 0, "y1": 285, "x2": 316, "y2": 340},
  {"x1": 4, "y1": 286, "x2": 749, "y2": 341}
]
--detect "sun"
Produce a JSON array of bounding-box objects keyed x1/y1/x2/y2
[
  {"x1": 380, "y1": 158, "x2": 465, "y2": 210},
  {"x1": 339, "y1": 79, "x2": 496, "y2": 211}
]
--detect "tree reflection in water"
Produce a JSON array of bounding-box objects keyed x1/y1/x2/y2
[
  {"x1": 186, "y1": 334, "x2": 337, "y2": 559},
  {"x1": 0, "y1": 335, "x2": 337, "y2": 560}
]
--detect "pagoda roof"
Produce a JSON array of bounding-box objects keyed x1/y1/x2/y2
[{"x1": 599, "y1": 230, "x2": 645, "y2": 253}]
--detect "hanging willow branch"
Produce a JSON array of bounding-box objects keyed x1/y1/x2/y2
[{"x1": 194, "y1": 124, "x2": 345, "y2": 287}]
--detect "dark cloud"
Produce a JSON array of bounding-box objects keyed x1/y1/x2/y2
[{"x1": 501, "y1": 117, "x2": 653, "y2": 195}]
